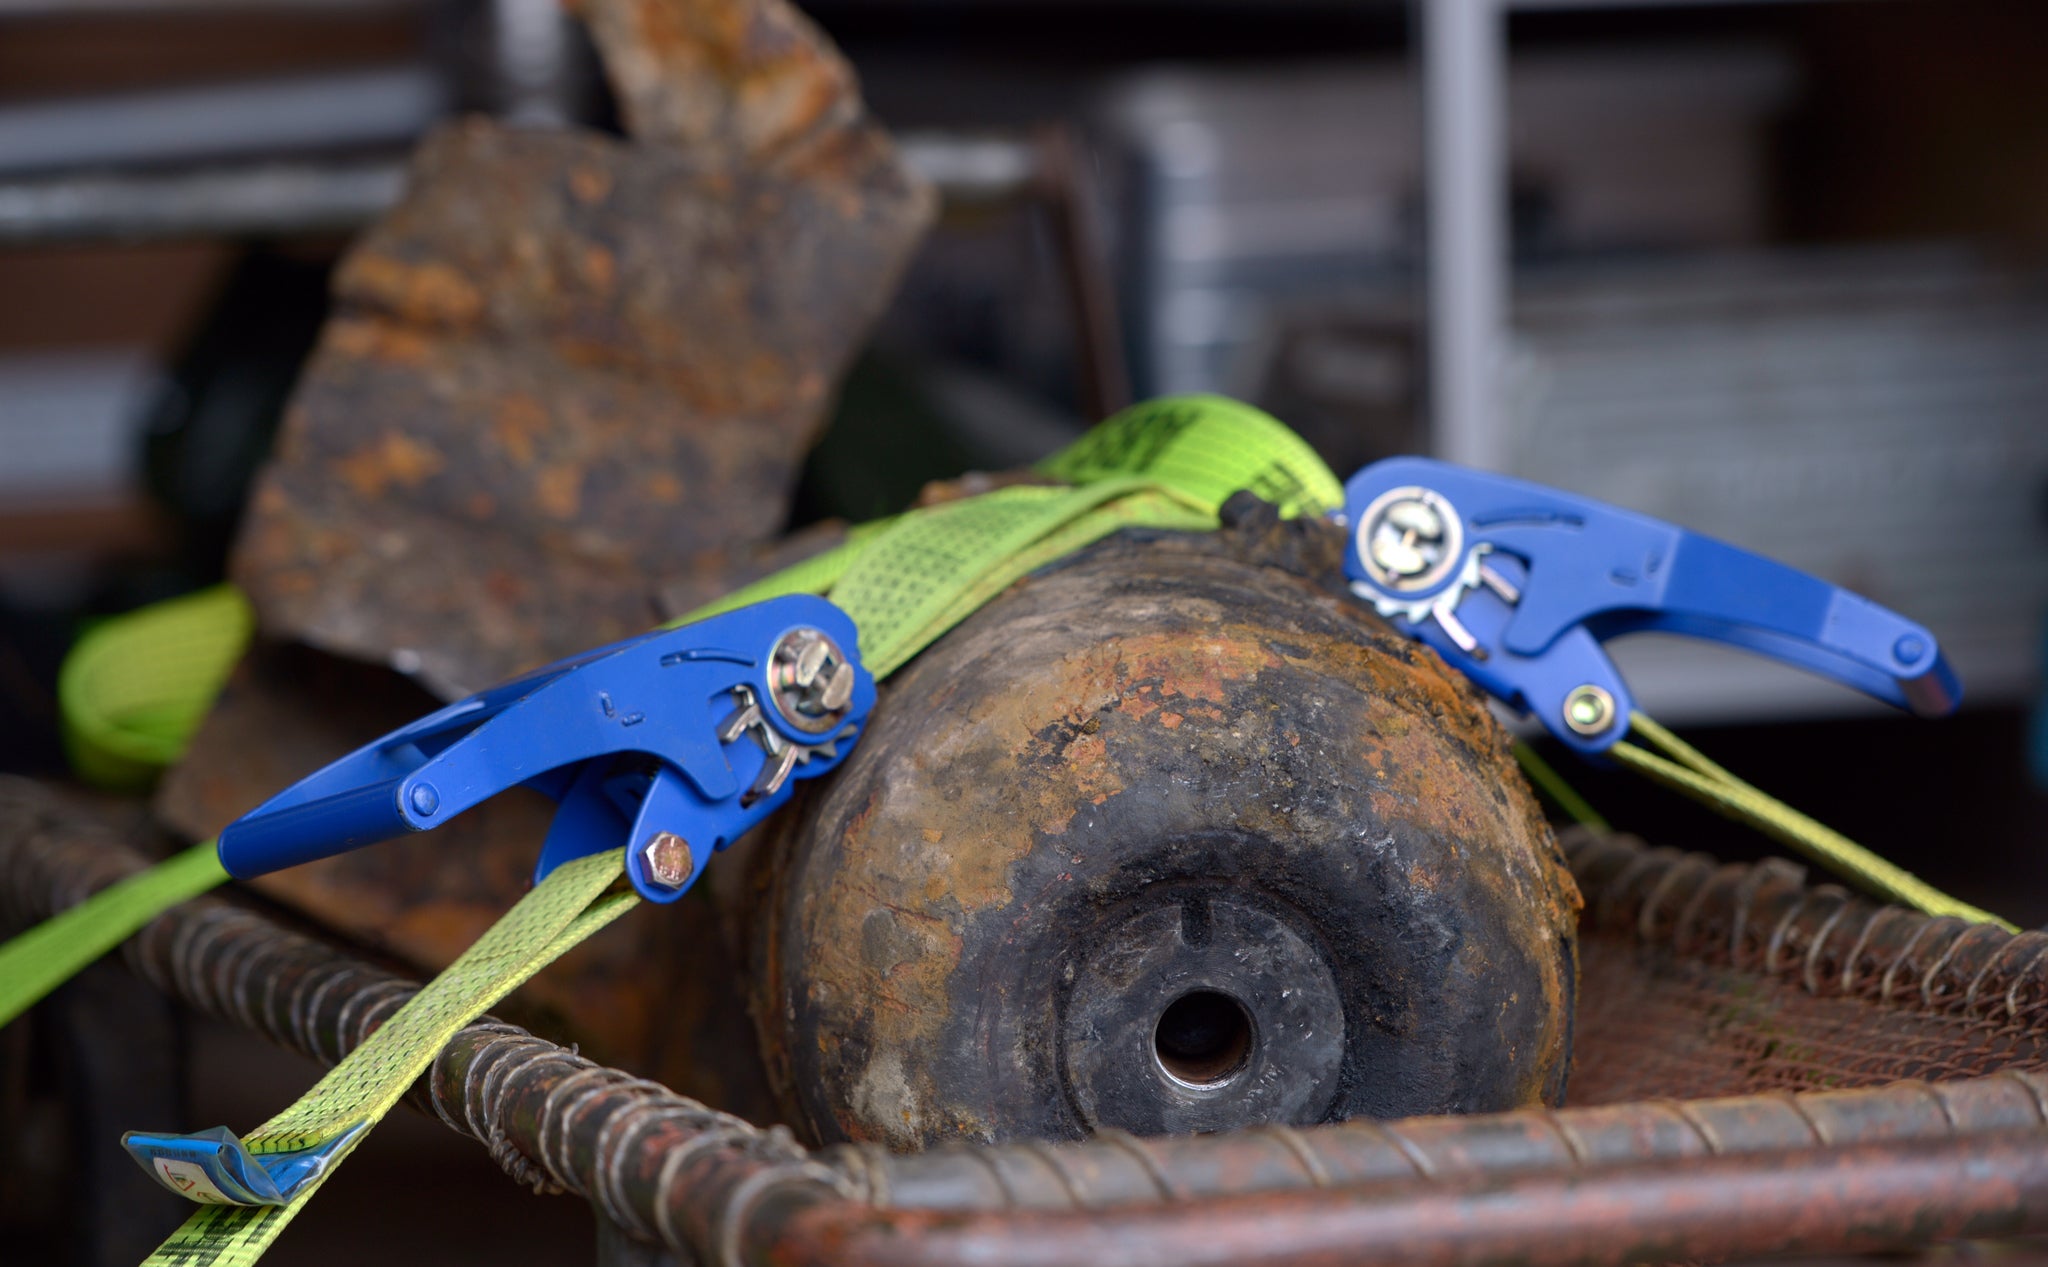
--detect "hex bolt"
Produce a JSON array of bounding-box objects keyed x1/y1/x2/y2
[
  {"x1": 1562, "y1": 684, "x2": 1617, "y2": 737},
  {"x1": 640, "y1": 831, "x2": 694, "y2": 889}
]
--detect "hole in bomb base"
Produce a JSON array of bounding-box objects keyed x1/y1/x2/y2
[{"x1": 1152, "y1": 989, "x2": 1254, "y2": 1089}]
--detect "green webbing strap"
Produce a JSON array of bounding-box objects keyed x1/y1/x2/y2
[
  {"x1": 0, "y1": 585, "x2": 255, "y2": 1026},
  {"x1": 674, "y1": 394, "x2": 1346, "y2": 678},
  {"x1": 117, "y1": 394, "x2": 1345, "y2": 1266},
  {"x1": 137, "y1": 850, "x2": 635, "y2": 1265},
  {"x1": 1511, "y1": 743, "x2": 1610, "y2": 834},
  {"x1": 0, "y1": 839, "x2": 229, "y2": 1029},
  {"x1": 61, "y1": 583, "x2": 254, "y2": 792},
  {"x1": 1610, "y1": 711, "x2": 2014, "y2": 931},
  {"x1": 680, "y1": 516, "x2": 898, "y2": 625}
]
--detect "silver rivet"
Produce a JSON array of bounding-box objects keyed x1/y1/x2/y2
[
  {"x1": 814, "y1": 659, "x2": 856, "y2": 712},
  {"x1": 640, "y1": 832, "x2": 694, "y2": 889},
  {"x1": 793, "y1": 637, "x2": 829, "y2": 687},
  {"x1": 769, "y1": 627, "x2": 853, "y2": 735},
  {"x1": 1562, "y1": 685, "x2": 1617, "y2": 736}
]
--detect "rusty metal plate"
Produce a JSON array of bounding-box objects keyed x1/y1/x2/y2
[
  {"x1": 571, "y1": 0, "x2": 864, "y2": 162},
  {"x1": 233, "y1": 112, "x2": 929, "y2": 695},
  {"x1": 230, "y1": 0, "x2": 931, "y2": 696}
]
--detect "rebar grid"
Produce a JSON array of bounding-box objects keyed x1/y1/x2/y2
[{"x1": 8, "y1": 779, "x2": 2048, "y2": 1267}]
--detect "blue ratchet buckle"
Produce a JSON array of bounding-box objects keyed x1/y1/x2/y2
[
  {"x1": 216, "y1": 594, "x2": 874, "y2": 902},
  {"x1": 1340, "y1": 458, "x2": 1962, "y2": 755}
]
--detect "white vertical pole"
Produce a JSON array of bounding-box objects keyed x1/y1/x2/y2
[{"x1": 1421, "y1": 0, "x2": 1508, "y2": 470}]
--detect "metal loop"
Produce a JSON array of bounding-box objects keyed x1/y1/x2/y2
[
  {"x1": 1801, "y1": 896, "x2": 1857, "y2": 996},
  {"x1": 537, "y1": 1065, "x2": 630, "y2": 1195}
]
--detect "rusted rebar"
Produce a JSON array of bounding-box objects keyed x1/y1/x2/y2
[
  {"x1": 1567, "y1": 831, "x2": 2048, "y2": 1008},
  {"x1": 826, "y1": 1071, "x2": 2048, "y2": 1212},
  {"x1": 753, "y1": 1133, "x2": 2048, "y2": 1267},
  {"x1": 7, "y1": 778, "x2": 2048, "y2": 1267},
  {"x1": 1566, "y1": 830, "x2": 2048, "y2": 1103}
]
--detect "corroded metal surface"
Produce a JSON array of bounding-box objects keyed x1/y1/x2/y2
[
  {"x1": 831, "y1": 1070, "x2": 2048, "y2": 1212},
  {"x1": 159, "y1": 0, "x2": 927, "y2": 1105},
  {"x1": 748, "y1": 501, "x2": 1582, "y2": 1149},
  {"x1": 233, "y1": 112, "x2": 930, "y2": 696},
  {"x1": 229, "y1": 0, "x2": 931, "y2": 696},
  {"x1": 571, "y1": 0, "x2": 862, "y2": 163},
  {"x1": 9, "y1": 783, "x2": 2048, "y2": 1267},
  {"x1": 761, "y1": 1138, "x2": 2048, "y2": 1267}
]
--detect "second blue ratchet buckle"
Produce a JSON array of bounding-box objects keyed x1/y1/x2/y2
[
  {"x1": 216, "y1": 595, "x2": 874, "y2": 902},
  {"x1": 1340, "y1": 458, "x2": 1962, "y2": 755}
]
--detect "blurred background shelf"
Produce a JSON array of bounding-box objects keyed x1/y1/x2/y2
[{"x1": 2, "y1": 0, "x2": 2044, "y2": 723}]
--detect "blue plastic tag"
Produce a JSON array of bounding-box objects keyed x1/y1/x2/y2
[{"x1": 123, "y1": 1123, "x2": 366, "y2": 1207}]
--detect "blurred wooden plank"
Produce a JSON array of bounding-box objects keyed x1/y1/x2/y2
[{"x1": 0, "y1": 496, "x2": 171, "y2": 558}]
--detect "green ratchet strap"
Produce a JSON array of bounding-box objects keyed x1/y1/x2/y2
[
  {"x1": 61, "y1": 583, "x2": 254, "y2": 792},
  {"x1": 1510, "y1": 742, "x2": 1610, "y2": 835},
  {"x1": 1611, "y1": 711, "x2": 2015, "y2": 932},
  {"x1": 0, "y1": 839, "x2": 228, "y2": 1029},
  {"x1": 0, "y1": 585, "x2": 256, "y2": 1027},
  {"x1": 678, "y1": 393, "x2": 1344, "y2": 678},
  {"x1": 109, "y1": 394, "x2": 1346, "y2": 1267},
  {"x1": 130, "y1": 850, "x2": 635, "y2": 1265}
]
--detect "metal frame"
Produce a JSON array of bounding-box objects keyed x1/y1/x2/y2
[{"x1": 7, "y1": 784, "x2": 2047, "y2": 1267}]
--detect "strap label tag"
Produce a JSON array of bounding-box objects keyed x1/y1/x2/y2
[{"x1": 125, "y1": 1123, "x2": 366, "y2": 1207}]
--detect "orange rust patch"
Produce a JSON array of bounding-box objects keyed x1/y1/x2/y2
[
  {"x1": 1119, "y1": 630, "x2": 1286, "y2": 707},
  {"x1": 581, "y1": 244, "x2": 617, "y2": 291},
  {"x1": 1059, "y1": 732, "x2": 1120, "y2": 802},
  {"x1": 921, "y1": 828, "x2": 943, "y2": 844},
  {"x1": 798, "y1": 869, "x2": 967, "y2": 1100},
  {"x1": 344, "y1": 252, "x2": 484, "y2": 328},
  {"x1": 251, "y1": 481, "x2": 289, "y2": 515},
  {"x1": 534, "y1": 464, "x2": 585, "y2": 520},
  {"x1": 492, "y1": 394, "x2": 548, "y2": 466},
  {"x1": 325, "y1": 316, "x2": 429, "y2": 367},
  {"x1": 568, "y1": 163, "x2": 612, "y2": 204},
  {"x1": 644, "y1": 469, "x2": 685, "y2": 504},
  {"x1": 1160, "y1": 713, "x2": 1183, "y2": 729},
  {"x1": 334, "y1": 432, "x2": 447, "y2": 499},
  {"x1": 485, "y1": 570, "x2": 529, "y2": 607}
]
